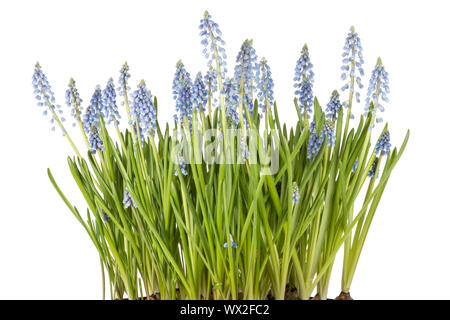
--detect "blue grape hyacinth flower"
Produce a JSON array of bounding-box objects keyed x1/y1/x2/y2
[
  {"x1": 88, "y1": 125, "x2": 104, "y2": 154},
  {"x1": 292, "y1": 182, "x2": 300, "y2": 204},
  {"x1": 375, "y1": 130, "x2": 391, "y2": 155},
  {"x1": 365, "y1": 58, "x2": 390, "y2": 124},
  {"x1": 130, "y1": 80, "x2": 157, "y2": 137},
  {"x1": 223, "y1": 77, "x2": 240, "y2": 126},
  {"x1": 174, "y1": 153, "x2": 188, "y2": 176},
  {"x1": 102, "y1": 78, "x2": 121, "y2": 126},
  {"x1": 204, "y1": 67, "x2": 218, "y2": 108},
  {"x1": 123, "y1": 190, "x2": 137, "y2": 209},
  {"x1": 65, "y1": 78, "x2": 83, "y2": 127},
  {"x1": 32, "y1": 62, "x2": 65, "y2": 132},
  {"x1": 325, "y1": 90, "x2": 341, "y2": 121},
  {"x1": 199, "y1": 11, "x2": 228, "y2": 77},
  {"x1": 256, "y1": 57, "x2": 274, "y2": 112},
  {"x1": 117, "y1": 62, "x2": 131, "y2": 98},
  {"x1": 341, "y1": 26, "x2": 364, "y2": 113},
  {"x1": 83, "y1": 86, "x2": 102, "y2": 134},
  {"x1": 294, "y1": 45, "x2": 314, "y2": 120},
  {"x1": 172, "y1": 61, "x2": 194, "y2": 125},
  {"x1": 368, "y1": 157, "x2": 379, "y2": 178},
  {"x1": 234, "y1": 39, "x2": 258, "y2": 116},
  {"x1": 192, "y1": 72, "x2": 207, "y2": 112},
  {"x1": 323, "y1": 120, "x2": 336, "y2": 146},
  {"x1": 307, "y1": 121, "x2": 324, "y2": 161}
]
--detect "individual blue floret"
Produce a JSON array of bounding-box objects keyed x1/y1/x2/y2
[{"x1": 123, "y1": 189, "x2": 137, "y2": 209}]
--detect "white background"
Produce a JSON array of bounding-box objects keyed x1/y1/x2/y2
[{"x1": 0, "y1": 0, "x2": 449, "y2": 299}]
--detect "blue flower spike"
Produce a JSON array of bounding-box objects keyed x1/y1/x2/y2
[
  {"x1": 83, "y1": 86, "x2": 102, "y2": 134},
  {"x1": 102, "y1": 78, "x2": 121, "y2": 126},
  {"x1": 256, "y1": 57, "x2": 274, "y2": 113},
  {"x1": 199, "y1": 11, "x2": 227, "y2": 79},
  {"x1": 375, "y1": 130, "x2": 391, "y2": 156},
  {"x1": 204, "y1": 67, "x2": 218, "y2": 110},
  {"x1": 32, "y1": 62, "x2": 66, "y2": 133},
  {"x1": 307, "y1": 121, "x2": 324, "y2": 161},
  {"x1": 323, "y1": 120, "x2": 336, "y2": 147},
  {"x1": 368, "y1": 157, "x2": 379, "y2": 179},
  {"x1": 294, "y1": 44, "x2": 314, "y2": 122},
  {"x1": 341, "y1": 26, "x2": 364, "y2": 115},
  {"x1": 234, "y1": 39, "x2": 258, "y2": 117},
  {"x1": 130, "y1": 80, "x2": 157, "y2": 139},
  {"x1": 65, "y1": 78, "x2": 83, "y2": 127},
  {"x1": 174, "y1": 153, "x2": 188, "y2": 177},
  {"x1": 172, "y1": 60, "x2": 194, "y2": 126},
  {"x1": 325, "y1": 90, "x2": 341, "y2": 121},
  {"x1": 292, "y1": 182, "x2": 300, "y2": 204},
  {"x1": 365, "y1": 58, "x2": 390, "y2": 124},
  {"x1": 222, "y1": 77, "x2": 239, "y2": 126},
  {"x1": 192, "y1": 72, "x2": 208, "y2": 113}
]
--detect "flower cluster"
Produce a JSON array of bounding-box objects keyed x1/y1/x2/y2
[
  {"x1": 88, "y1": 126, "x2": 104, "y2": 154},
  {"x1": 223, "y1": 77, "x2": 239, "y2": 126},
  {"x1": 192, "y1": 72, "x2": 207, "y2": 112},
  {"x1": 240, "y1": 137, "x2": 250, "y2": 161},
  {"x1": 117, "y1": 62, "x2": 131, "y2": 100},
  {"x1": 323, "y1": 120, "x2": 336, "y2": 146},
  {"x1": 375, "y1": 130, "x2": 391, "y2": 155},
  {"x1": 368, "y1": 157, "x2": 379, "y2": 178},
  {"x1": 130, "y1": 80, "x2": 157, "y2": 137},
  {"x1": 341, "y1": 26, "x2": 364, "y2": 111},
  {"x1": 172, "y1": 61, "x2": 194, "y2": 125},
  {"x1": 199, "y1": 11, "x2": 227, "y2": 77},
  {"x1": 204, "y1": 67, "x2": 218, "y2": 108},
  {"x1": 325, "y1": 90, "x2": 341, "y2": 121},
  {"x1": 365, "y1": 58, "x2": 390, "y2": 123},
  {"x1": 32, "y1": 63, "x2": 65, "y2": 132},
  {"x1": 256, "y1": 57, "x2": 274, "y2": 112},
  {"x1": 292, "y1": 182, "x2": 300, "y2": 204},
  {"x1": 102, "y1": 78, "x2": 120, "y2": 126},
  {"x1": 123, "y1": 190, "x2": 137, "y2": 209},
  {"x1": 307, "y1": 121, "x2": 324, "y2": 161},
  {"x1": 65, "y1": 78, "x2": 83, "y2": 126},
  {"x1": 174, "y1": 154, "x2": 188, "y2": 176},
  {"x1": 294, "y1": 45, "x2": 314, "y2": 119},
  {"x1": 83, "y1": 86, "x2": 102, "y2": 133},
  {"x1": 83, "y1": 86, "x2": 104, "y2": 153},
  {"x1": 234, "y1": 39, "x2": 258, "y2": 115}
]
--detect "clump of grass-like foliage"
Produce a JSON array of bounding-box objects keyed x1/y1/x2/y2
[{"x1": 32, "y1": 11, "x2": 408, "y2": 300}]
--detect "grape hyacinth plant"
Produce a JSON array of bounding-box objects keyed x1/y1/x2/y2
[{"x1": 34, "y1": 11, "x2": 409, "y2": 300}]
